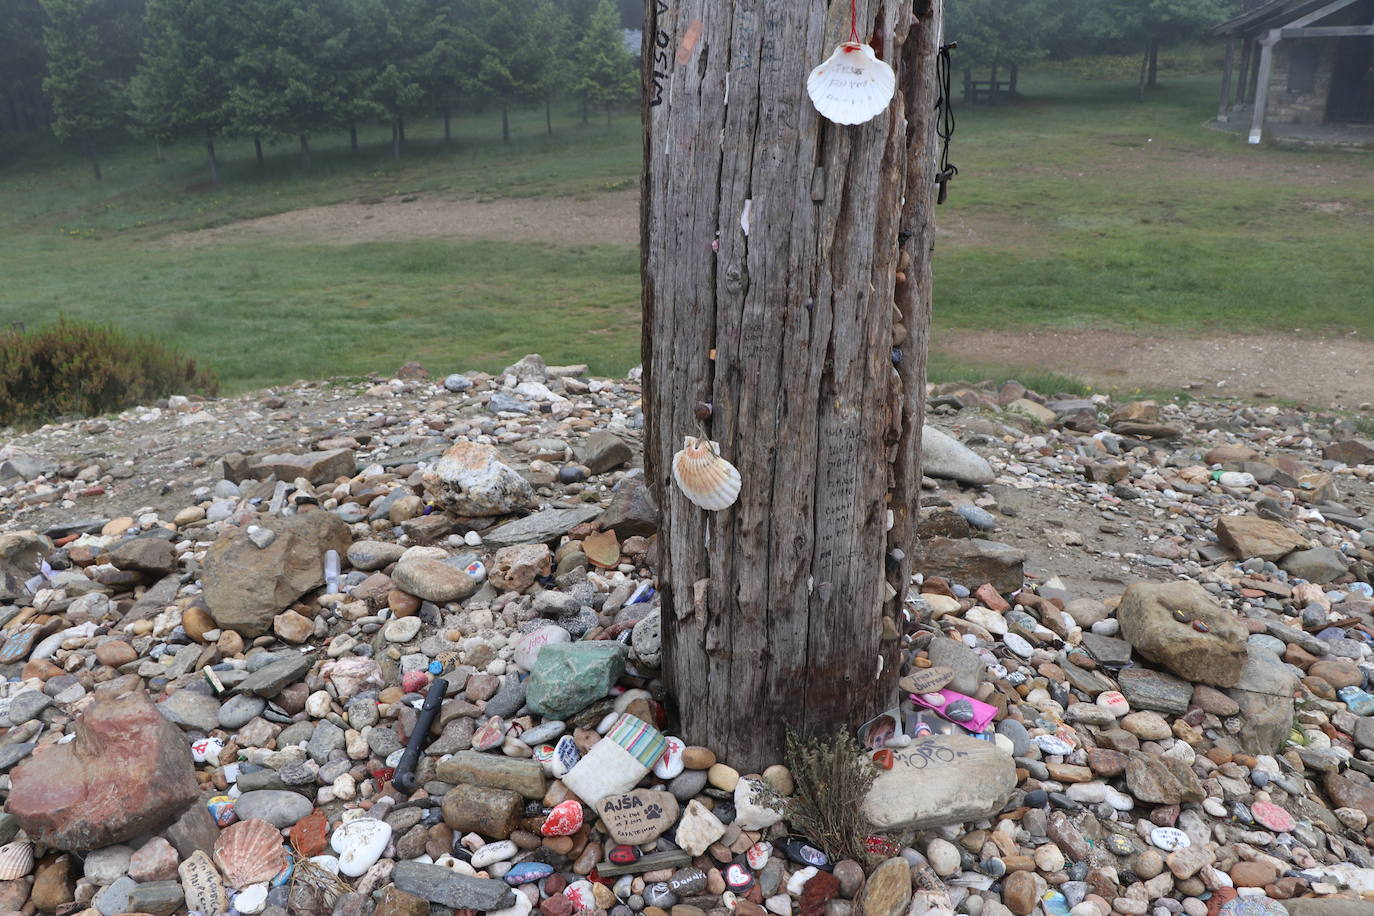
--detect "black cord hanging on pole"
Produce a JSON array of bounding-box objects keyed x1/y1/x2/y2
[{"x1": 935, "y1": 42, "x2": 958, "y2": 205}]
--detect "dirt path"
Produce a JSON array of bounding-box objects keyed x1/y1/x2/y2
[
  {"x1": 935, "y1": 328, "x2": 1374, "y2": 406},
  {"x1": 161, "y1": 190, "x2": 641, "y2": 248},
  {"x1": 159, "y1": 193, "x2": 1374, "y2": 408}
]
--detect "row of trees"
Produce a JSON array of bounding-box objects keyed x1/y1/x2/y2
[
  {"x1": 0, "y1": 0, "x2": 639, "y2": 180},
  {"x1": 947, "y1": 0, "x2": 1238, "y2": 99}
]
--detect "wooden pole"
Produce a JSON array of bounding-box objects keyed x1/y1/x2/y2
[
  {"x1": 642, "y1": 0, "x2": 940, "y2": 770},
  {"x1": 1250, "y1": 32, "x2": 1278, "y2": 144},
  {"x1": 1218, "y1": 39, "x2": 1235, "y2": 122}
]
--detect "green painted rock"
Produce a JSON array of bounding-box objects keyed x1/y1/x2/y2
[{"x1": 525, "y1": 642, "x2": 627, "y2": 719}]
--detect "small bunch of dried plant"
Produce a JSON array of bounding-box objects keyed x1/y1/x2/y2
[{"x1": 779, "y1": 728, "x2": 890, "y2": 865}]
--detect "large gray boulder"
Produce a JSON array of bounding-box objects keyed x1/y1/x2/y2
[
  {"x1": 862, "y1": 735, "x2": 1015, "y2": 830},
  {"x1": 202, "y1": 512, "x2": 350, "y2": 637},
  {"x1": 1116, "y1": 581, "x2": 1248, "y2": 687},
  {"x1": 1225, "y1": 646, "x2": 1298, "y2": 756},
  {"x1": 420, "y1": 440, "x2": 533, "y2": 516},
  {"x1": 921, "y1": 426, "x2": 994, "y2": 486}
]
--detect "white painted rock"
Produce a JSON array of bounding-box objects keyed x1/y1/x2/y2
[
  {"x1": 330, "y1": 818, "x2": 392, "y2": 877},
  {"x1": 1150, "y1": 827, "x2": 1190, "y2": 851},
  {"x1": 513, "y1": 625, "x2": 571, "y2": 672},
  {"x1": 653, "y1": 736, "x2": 686, "y2": 779},
  {"x1": 471, "y1": 841, "x2": 518, "y2": 869}
]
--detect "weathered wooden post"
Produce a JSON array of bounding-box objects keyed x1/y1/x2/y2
[{"x1": 641, "y1": 0, "x2": 943, "y2": 770}]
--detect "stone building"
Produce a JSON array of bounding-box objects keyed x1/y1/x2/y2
[{"x1": 1212, "y1": 0, "x2": 1374, "y2": 143}]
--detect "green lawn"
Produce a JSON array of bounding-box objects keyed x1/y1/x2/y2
[{"x1": 1, "y1": 73, "x2": 1371, "y2": 395}]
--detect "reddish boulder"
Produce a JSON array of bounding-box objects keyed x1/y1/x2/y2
[{"x1": 7, "y1": 691, "x2": 198, "y2": 850}]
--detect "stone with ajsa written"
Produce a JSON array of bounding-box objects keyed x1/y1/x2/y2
[
  {"x1": 862, "y1": 734, "x2": 1016, "y2": 831},
  {"x1": 595, "y1": 789, "x2": 680, "y2": 845}
]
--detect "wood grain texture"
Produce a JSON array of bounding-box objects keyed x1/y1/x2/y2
[{"x1": 642, "y1": 0, "x2": 942, "y2": 770}]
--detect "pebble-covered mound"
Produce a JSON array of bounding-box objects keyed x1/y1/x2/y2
[{"x1": 0, "y1": 355, "x2": 1372, "y2": 916}]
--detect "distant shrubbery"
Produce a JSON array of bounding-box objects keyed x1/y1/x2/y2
[{"x1": 0, "y1": 318, "x2": 217, "y2": 427}]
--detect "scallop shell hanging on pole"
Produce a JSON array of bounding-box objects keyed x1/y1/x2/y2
[
  {"x1": 807, "y1": 42, "x2": 896, "y2": 125},
  {"x1": 672, "y1": 437, "x2": 741, "y2": 511}
]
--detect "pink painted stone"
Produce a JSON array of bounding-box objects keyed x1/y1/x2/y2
[
  {"x1": 472, "y1": 716, "x2": 505, "y2": 752},
  {"x1": 746, "y1": 842, "x2": 772, "y2": 870},
  {"x1": 401, "y1": 671, "x2": 430, "y2": 694},
  {"x1": 541, "y1": 800, "x2": 584, "y2": 837},
  {"x1": 1251, "y1": 800, "x2": 1295, "y2": 833}
]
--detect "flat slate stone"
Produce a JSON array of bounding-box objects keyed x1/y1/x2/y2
[
  {"x1": 391, "y1": 861, "x2": 514, "y2": 910},
  {"x1": 482, "y1": 507, "x2": 602, "y2": 549}
]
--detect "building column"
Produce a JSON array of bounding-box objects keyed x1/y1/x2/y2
[
  {"x1": 1218, "y1": 39, "x2": 1236, "y2": 121},
  {"x1": 1249, "y1": 31, "x2": 1279, "y2": 144}
]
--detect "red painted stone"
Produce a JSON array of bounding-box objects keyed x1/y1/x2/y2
[
  {"x1": 872, "y1": 748, "x2": 894, "y2": 769},
  {"x1": 540, "y1": 800, "x2": 583, "y2": 837},
  {"x1": 401, "y1": 671, "x2": 430, "y2": 694},
  {"x1": 607, "y1": 845, "x2": 641, "y2": 865}
]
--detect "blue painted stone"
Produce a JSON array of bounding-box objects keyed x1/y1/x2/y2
[
  {"x1": 1217, "y1": 898, "x2": 1287, "y2": 916},
  {"x1": 1042, "y1": 890, "x2": 1070, "y2": 916},
  {"x1": 504, "y1": 862, "x2": 553, "y2": 886},
  {"x1": 428, "y1": 660, "x2": 443, "y2": 675},
  {"x1": 1338, "y1": 686, "x2": 1374, "y2": 716}
]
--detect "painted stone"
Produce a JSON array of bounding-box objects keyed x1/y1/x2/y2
[
  {"x1": 551, "y1": 735, "x2": 581, "y2": 778},
  {"x1": 472, "y1": 717, "x2": 506, "y2": 752},
  {"x1": 607, "y1": 845, "x2": 641, "y2": 866},
  {"x1": 1103, "y1": 834, "x2": 1134, "y2": 856},
  {"x1": 779, "y1": 838, "x2": 831, "y2": 870},
  {"x1": 191, "y1": 737, "x2": 225, "y2": 765},
  {"x1": 504, "y1": 862, "x2": 553, "y2": 886},
  {"x1": 944, "y1": 700, "x2": 974, "y2": 723},
  {"x1": 1250, "y1": 800, "x2": 1295, "y2": 833},
  {"x1": 540, "y1": 800, "x2": 583, "y2": 837},
  {"x1": 873, "y1": 748, "x2": 895, "y2": 769},
  {"x1": 207, "y1": 796, "x2": 237, "y2": 828},
  {"x1": 178, "y1": 850, "x2": 228, "y2": 916},
  {"x1": 1149, "y1": 827, "x2": 1190, "y2": 851},
  {"x1": 652, "y1": 736, "x2": 686, "y2": 779},
  {"x1": 1217, "y1": 898, "x2": 1287, "y2": 916},
  {"x1": 746, "y1": 842, "x2": 772, "y2": 870},
  {"x1": 725, "y1": 862, "x2": 754, "y2": 891},
  {"x1": 563, "y1": 880, "x2": 596, "y2": 910},
  {"x1": 898, "y1": 667, "x2": 954, "y2": 695},
  {"x1": 1096, "y1": 691, "x2": 1129, "y2": 717},
  {"x1": 594, "y1": 789, "x2": 679, "y2": 845}
]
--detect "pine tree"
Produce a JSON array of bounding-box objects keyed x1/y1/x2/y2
[
  {"x1": 227, "y1": 0, "x2": 349, "y2": 169},
  {"x1": 40, "y1": 0, "x2": 125, "y2": 179},
  {"x1": 571, "y1": 0, "x2": 635, "y2": 126},
  {"x1": 132, "y1": 0, "x2": 237, "y2": 183}
]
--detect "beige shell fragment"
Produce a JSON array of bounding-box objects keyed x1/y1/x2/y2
[
  {"x1": 0, "y1": 841, "x2": 33, "y2": 880},
  {"x1": 807, "y1": 42, "x2": 896, "y2": 125},
  {"x1": 672, "y1": 436, "x2": 741, "y2": 511}
]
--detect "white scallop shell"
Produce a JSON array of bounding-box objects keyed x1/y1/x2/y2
[
  {"x1": 807, "y1": 42, "x2": 896, "y2": 125},
  {"x1": 0, "y1": 841, "x2": 34, "y2": 880},
  {"x1": 672, "y1": 437, "x2": 741, "y2": 511}
]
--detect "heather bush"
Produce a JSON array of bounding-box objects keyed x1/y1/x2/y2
[{"x1": 0, "y1": 319, "x2": 217, "y2": 427}]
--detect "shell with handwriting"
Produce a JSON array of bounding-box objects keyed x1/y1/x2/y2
[
  {"x1": 672, "y1": 437, "x2": 741, "y2": 511},
  {"x1": 807, "y1": 42, "x2": 896, "y2": 125},
  {"x1": 0, "y1": 841, "x2": 33, "y2": 880},
  {"x1": 213, "y1": 818, "x2": 289, "y2": 889}
]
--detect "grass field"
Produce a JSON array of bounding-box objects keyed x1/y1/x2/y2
[{"x1": 1, "y1": 70, "x2": 1371, "y2": 395}]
